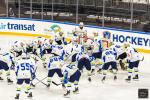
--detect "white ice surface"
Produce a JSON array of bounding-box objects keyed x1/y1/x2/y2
[{"x1": 0, "y1": 36, "x2": 150, "y2": 100}]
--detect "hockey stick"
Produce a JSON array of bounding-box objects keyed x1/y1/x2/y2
[
  {"x1": 35, "y1": 77, "x2": 48, "y2": 87},
  {"x1": 30, "y1": 54, "x2": 49, "y2": 87},
  {"x1": 33, "y1": 76, "x2": 47, "y2": 86},
  {"x1": 52, "y1": 81, "x2": 62, "y2": 86},
  {"x1": 30, "y1": 63, "x2": 38, "y2": 87},
  {"x1": 33, "y1": 76, "x2": 62, "y2": 86},
  {"x1": 140, "y1": 56, "x2": 144, "y2": 61}
]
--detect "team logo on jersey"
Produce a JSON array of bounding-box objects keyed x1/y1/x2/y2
[{"x1": 103, "y1": 31, "x2": 111, "y2": 39}]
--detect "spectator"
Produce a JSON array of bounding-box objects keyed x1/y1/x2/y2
[
  {"x1": 8, "y1": 7, "x2": 15, "y2": 17},
  {"x1": 96, "y1": 16, "x2": 101, "y2": 26}
]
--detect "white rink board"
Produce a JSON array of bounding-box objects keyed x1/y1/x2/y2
[
  {"x1": 0, "y1": 18, "x2": 150, "y2": 51},
  {"x1": 0, "y1": 35, "x2": 150, "y2": 100}
]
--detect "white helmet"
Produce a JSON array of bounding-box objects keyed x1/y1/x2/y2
[
  {"x1": 79, "y1": 22, "x2": 84, "y2": 26},
  {"x1": 44, "y1": 39, "x2": 53, "y2": 47},
  {"x1": 123, "y1": 42, "x2": 130, "y2": 48},
  {"x1": 34, "y1": 37, "x2": 46, "y2": 45},
  {"x1": 85, "y1": 39, "x2": 93, "y2": 47},
  {"x1": 22, "y1": 53, "x2": 30, "y2": 59}
]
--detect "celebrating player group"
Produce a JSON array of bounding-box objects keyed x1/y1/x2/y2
[{"x1": 0, "y1": 22, "x2": 143, "y2": 99}]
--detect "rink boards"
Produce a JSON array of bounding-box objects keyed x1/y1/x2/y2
[{"x1": 0, "y1": 18, "x2": 150, "y2": 54}]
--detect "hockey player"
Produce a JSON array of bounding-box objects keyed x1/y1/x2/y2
[
  {"x1": 62, "y1": 63, "x2": 81, "y2": 97},
  {"x1": 84, "y1": 39, "x2": 94, "y2": 53},
  {"x1": 84, "y1": 39, "x2": 101, "y2": 75},
  {"x1": 31, "y1": 37, "x2": 46, "y2": 59},
  {"x1": 60, "y1": 46, "x2": 86, "y2": 97},
  {"x1": 70, "y1": 38, "x2": 85, "y2": 58},
  {"x1": 90, "y1": 56, "x2": 103, "y2": 75},
  {"x1": 25, "y1": 40, "x2": 42, "y2": 64},
  {"x1": 76, "y1": 51, "x2": 92, "y2": 82},
  {"x1": 91, "y1": 33, "x2": 105, "y2": 73},
  {"x1": 72, "y1": 41, "x2": 84, "y2": 53},
  {"x1": 54, "y1": 31, "x2": 66, "y2": 45},
  {"x1": 101, "y1": 48, "x2": 117, "y2": 82},
  {"x1": 72, "y1": 22, "x2": 87, "y2": 45},
  {"x1": 42, "y1": 38, "x2": 53, "y2": 54},
  {"x1": 109, "y1": 42, "x2": 127, "y2": 70},
  {"x1": 0, "y1": 48, "x2": 13, "y2": 83},
  {"x1": 40, "y1": 38, "x2": 54, "y2": 68},
  {"x1": 14, "y1": 53, "x2": 36, "y2": 99},
  {"x1": 92, "y1": 32, "x2": 103, "y2": 59},
  {"x1": 10, "y1": 41, "x2": 26, "y2": 58},
  {"x1": 47, "y1": 52, "x2": 65, "y2": 88},
  {"x1": 25, "y1": 40, "x2": 38, "y2": 55},
  {"x1": 124, "y1": 43, "x2": 140, "y2": 82}
]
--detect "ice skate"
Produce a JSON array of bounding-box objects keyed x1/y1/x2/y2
[
  {"x1": 14, "y1": 94, "x2": 19, "y2": 99},
  {"x1": 73, "y1": 87, "x2": 79, "y2": 94},
  {"x1": 125, "y1": 76, "x2": 131, "y2": 82},
  {"x1": 97, "y1": 69, "x2": 102, "y2": 74},
  {"x1": 133, "y1": 74, "x2": 139, "y2": 81},
  {"x1": 64, "y1": 90, "x2": 70, "y2": 98},
  {"x1": 27, "y1": 92, "x2": 33, "y2": 98},
  {"x1": 101, "y1": 76, "x2": 106, "y2": 83},
  {"x1": 0, "y1": 77, "x2": 4, "y2": 80},
  {"x1": 88, "y1": 77, "x2": 91, "y2": 82},
  {"x1": 47, "y1": 83, "x2": 50, "y2": 88},
  {"x1": 114, "y1": 76, "x2": 117, "y2": 81},
  {"x1": 30, "y1": 82, "x2": 35, "y2": 87},
  {"x1": 7, "y1": 78, "x2": 13, "y2": 84},
  {"x1": 91, "y1": 69, "x2": 95, "y2": 75}
]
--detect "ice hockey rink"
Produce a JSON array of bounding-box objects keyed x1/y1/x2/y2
[{"x1": 0, "y1": 35, "x2": 150, "y2": 100}]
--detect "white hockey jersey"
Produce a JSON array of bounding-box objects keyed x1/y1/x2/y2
[
  {"x1": 93, "y1": 36, "x2": 103, "y2": 52},
  {"x1": 42, "y1": 39, "x2": 52, "y2": 50},
  {"x1": 76, "y1": 52, "x2": 90, "y2": 61},
  {"x1": 73, "y1": 26, "x2": 87, "y2": 38},
  {"x1": 11, "y1": 41, "x2": 26, "y2": 53},
  {"x1": 126, "y1": 46, "x2": 140, "y2": 62},
  {"x1": 72, "y1": 44, "x2": 84, "y2": 54},
  {"x1": 51, "y1": 45, "x2": 65, "y2": 56},
  {"x1": 0, "y1": 49, "x2": 14, "y2": 67},
  {"x1": 62, "y1": 63, "x2": 78, "y2": 77},
  {"x1": 72, "y1": 26, "x2": 87, "y2": 44},
  {"x1": 15, "y1": 58, "x2": 35, "y2": 79},
  {"x1": 63, "y1": 44, "x2": 74, "y2": 60},
  {"x1": 109, "y1": 44, "x2": 125, "y2": 57},
  {"x1": 102, "y1": 49, "x2": 117, "y2": 63},
  {"x1": 54, "y1": 33, "x2": 65, "y2": 44},
  {"x1": 48, "y1": 56, "x2": 64, "y2": 70}
]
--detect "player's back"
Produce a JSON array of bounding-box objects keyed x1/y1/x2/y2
[
  {"x1": 102, "y1": 49, "x2": 116, "y2": 63},
  {"x1": 126, "y1": 46, "x2": 139, "y2": 62},
  {"x1": 76, "y1": 52, "x2": 89, "y2": 61},
  {"x1": 48, "y1": 56, "x2": 64, "y2": 70},
  {"x1": 0, "y1": 49, "x2": 13, "y2": 65},
  {"x1": 72, "y1": 44, "x2": 84, "y2": 54},
  {"x1": 51, "y1": 45, "x2": 64, "y2": 55},
  {"x1": 15, "y1": 58, "x2": 35, "y2": 79},
  {"x1": 109, "y1": 44, "x2": 124, "y2": 56},
  {"x1": 62, "y1": 64, "x2": 77, "y2": 76}
]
